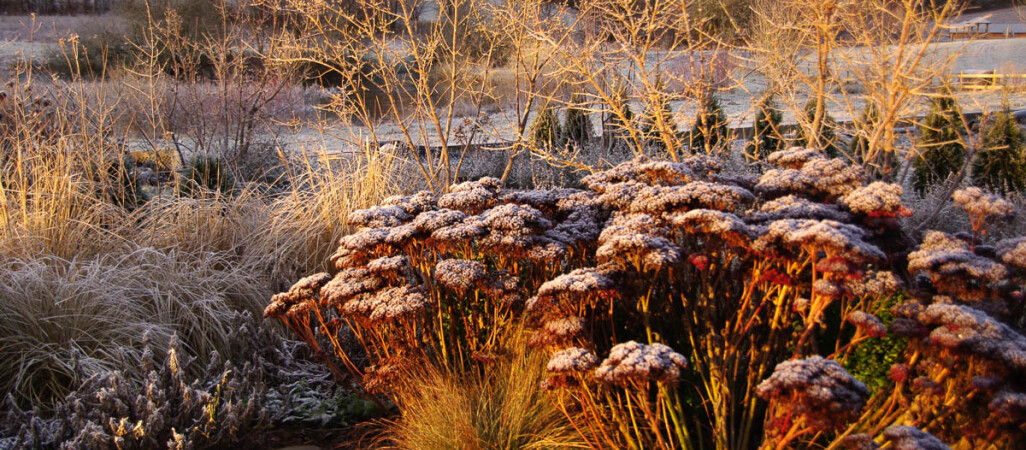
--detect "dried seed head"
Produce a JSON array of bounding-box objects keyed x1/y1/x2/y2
[
  {"x1": 438, "y1": 177, "x2": 502, "y2": 213},
  {"x1": 547, "y1": 347, "x2": 599, "y2": 373},
  {"x1": 594, "y1": 341, "x2": 688, "y2": 386},
  {"x1": 846, "y1": 311, "x2": 887, "y2": 338},
  {"x1": 412, "y1": 209, "x2": 466, "y2": 234},
  {"x1": 434, "y1": 259, "x2": 487, "y2": 292},
  {"x1": 953, "y1": 187, "x2": 1014, "y2": 221},
  {"x1": 840, "y1": 182, "x2": 904, "y2": 216},
  {"x1": 755, "y1": 356, "x2": 870, "y2": 431},
  {"x1": 767, "y1": 147, "x2": 826, "y2": 169},
  {"x1": 748, "y1": 195, "x2": 851, "y2": 223},
  {"x1": 881, "y1": 426, "x2": 950, "y2": 450},
  {"x1": 347, "y1": 205, "x2": 411, "y2": 229}
]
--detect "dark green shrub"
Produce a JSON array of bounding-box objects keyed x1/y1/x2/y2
[
  {"x1": 639, "y1": 89, "x2": 681, "y2": 153},
  {"x1": 178, "y1": 156, "x2": 236, "y2": 197},
  {"x1": 745, "y1": 91, "x2": 784, "y2": 161},
  {"x1": 972, "y1": 109, "x2": 1026, "y2": 194},
  {"x1": 913, "y1": 93, "x2": 966, "y2": 194},
  {"x1": 688, "y1": 92, "x2": 728, "y2": 154},
  {"x1": 530, "y1": 104, "x2": 562, "y2": 150},
  {"x1": 563, "y1": 93, "x2": 592, "y2": 149},
  {"x1": 796, "y1": 98, "x2": 842, "y2": 157}
]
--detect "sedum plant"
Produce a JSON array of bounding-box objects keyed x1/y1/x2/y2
[{"x1": 268, "y1": 144, "x2": 1026, "y2": 449}]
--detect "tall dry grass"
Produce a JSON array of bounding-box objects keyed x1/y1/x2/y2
[
  {"x1": 0, "y1": 56, "x2": 407, "y2": 408},
  {"x1": 387, "y1": 334, "x2": 585, "y2": 450}
]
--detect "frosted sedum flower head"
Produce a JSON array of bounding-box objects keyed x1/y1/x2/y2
[
  {"x1": 953, "y1": 187, "x2": 1014, "y2": 221},
  {"x1": 997, "y1": 237, "x2": 1026, "y2": 270},
  {"x1": 594, "y1": 341, "x2": 688, "y2": 386},
  {"x1": 755, "y1": 356, "x2": 870, "y2": 431},
  {"x1": 434, "y1": 259, "x2": 487, "y2": 292},
  {"x1": 266, "y1": 272, "x2": 332, "y2": 318},
  {"x1": 840, "y1": 182, "x2": 904, "y2": 216},
  {"x1": 547, "y1": 347, "x2": 599, "y2": 373},
  {"x1": 846, "y1": 311, "x2": 887, "y2": 338},
  {"x1": 917, "y1": 303, "x2": 1026, "y2": 371},
  {"x1": 881, "y1": 425, "x2": 951, "y2": 450},
  {"x1": 767, "y1": 147, "x2": 826, "y2": 169},
  {"x1": 748, "y1": 195, "x2": 851, "y2": 223},
  {"x1": 412, "y1": 209, "x2": 466, "y2": 233},
  {"x1": 481, "y1": 203, "x2": 552, "y2": 235},
  {"x1": 753, "y1": 219, "x2": 885, "y2": 262},
  {"x1": 347, "y1": 205, "x2": 411, "y2": 229},
  {"x1": 438, "y1": 177, "x2": 502, "y2": 213}
]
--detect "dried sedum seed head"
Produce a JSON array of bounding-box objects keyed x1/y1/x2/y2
[
  {"x1": 755, "y1": 356, "x2": 870, "y2": 431},
  {"x1": 547, "y1": 347, "x2": 599, "y2": 373},
  {"x1": 997, "y1": 237, "x2": 1026, "y2": 270},
  {"x1": 319, "y1": 268, "x2": 385, "y2": 308},
  {"x1": 907, "y1": 232, "x2": 1009, "y2": 299},
  {"x1": 594, "y1": 341, "x2": 688, "y2": 386},
  {"x1": 434, "y1": 259, "x2": 487, "y2": 292},
  {"x1": 438, "y1": 177, "x2": 502, "y2": 213},
  {"x1": 748, "y1": 195, "x2": 852, "y2": 223},
  {"x1": 266, "y1": 272, "x2": 332, "y2": 318},
  {"x1": 952, "y1": 187, "x2": 1014, "y2": 221},
  {"x1": 753, "y1": 219, "x2": 885, "y2": 262},
  {"x1": 881, "y1": 426, "x2": 951, "y2": 450},
  {"x1": 767, "y1": 147, "x2": 826, "y2": 169},
  {"x1": 367, "y1": 255, "x2": 409, "y2": 278},
  {"x1": 847, "y1": 311, "x2": 887, "y2": 338},
  {"x1": 412, "y1": 209, "x2": 466, "y2": 234},
  {"x1": 840, "y1": 182, "x2": 904, "y2": 216},
  {"x1": 347, "y1": 205, "x2": 411, "y2": 229},
  {"x1": 916, "y1": 303, "x2": 1026, "y2": 371},
  {"x1": 846, "y1": 270, "x2": 902, "y2": 298}
]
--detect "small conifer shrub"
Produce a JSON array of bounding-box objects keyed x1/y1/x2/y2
[
  {"x1": 913, "y1": 93, "x2": 966, "y2": 194},
  {"x1": 688, "y1": 92, "x2": 729, "y2": 154},
  {"x1": 972, "y1": 109, "x2": 1026, "y2": 194},
  {"x1": 746, "y1": 91, "x2": 784, "y2": 162}
]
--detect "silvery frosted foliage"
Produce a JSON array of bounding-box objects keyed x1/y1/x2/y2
[
  {"x1": 747, "y1": 195, "x2": 852, "y2": 223},
  {"x1": 594, "y1": 341, "x2": 688, "y2": 386},
  {"x1": 547, "y1": 347, "x2": 600, "y2": 373},
  {"x1": 913, "y1": 304, "x2": 1026, "y2": 371},
  {"x1": 0, "y1": 325, "x2": 295, "y2": 450},
  {"x1": 755, "y1": 356, "x2": 870, "y2": 431},
  {"x1": 264, "y1": 272, "x2": 332, "y2": 318},
  {"x1": 881, "y1": 426, "x2": 951, "y2": 450},
  {"x1": 952, "y1": 187, "x2": 1015, "y2": 221},
  {"x1": 752, "y1": 219, "x2": 886, "y2": 262},
  {"x1": 434, "y1": 259, "x2": 486, "y2": 291},
  {"x1": 996, "y1": 237, "x2": 1026, "y2": 270},
  {"x1": 437, "y1": 177, "x2": 501, "y2": 213},
  {"x1": 766, "y1": 147, "x2": 826, "y2": 169},
  {"x1": 840, "y1": 182, "x2": 904, "y2": 216}
]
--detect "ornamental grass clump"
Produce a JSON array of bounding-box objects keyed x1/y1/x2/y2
[{"x1": 270, "y1": 145, "x2": 1026, "y2": 449}]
